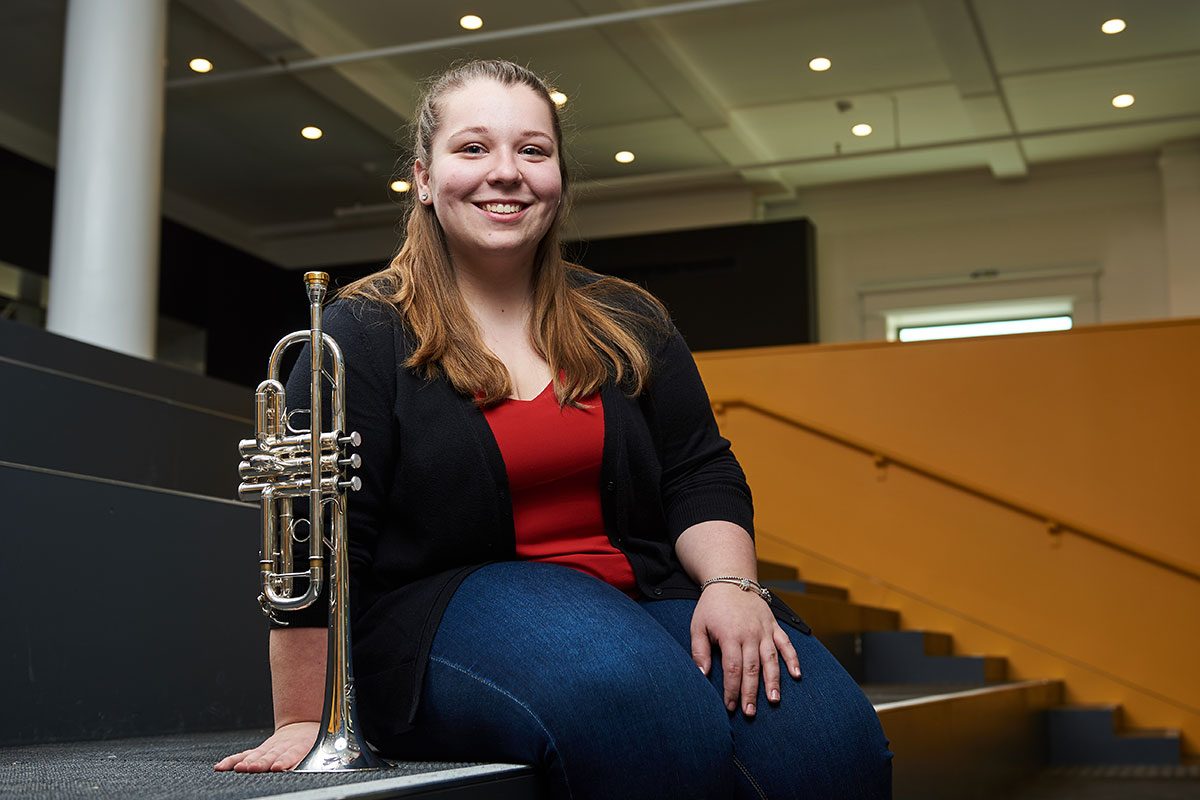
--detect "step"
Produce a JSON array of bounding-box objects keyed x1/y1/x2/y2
[
  {"x1": 874, "y1": 679, "x2": 1064, "y2": 800},
  {"x1": 0, "y1": 730, "x2": 540, "y2": 800},
  {"x1": 771, "y1": 589, "x2": 900, "y2": 680},
  {"x1": 861, "y1": 684, "x2": 985, "y2": 705},
  {"x1": 1010, "y1": 763, "x2": 1200, "y2": 799},
  {"x1": 771, "y1": 590, "x2": 900, "y2": 636},
  {"x1": 0, "y1": 463, "x2": 267, "y2": 747},
  {"x1": 762, "y1": 578, "x2": 849, "y2": 601},
  {"x1": 1046, "y1": 705, "x2": 1182, "y2": 766},
  {"x1": 0, "y1": 316, "x2": 246, "y2": 416},
  {"x1": 0, "y1": 317, "x2": 248, "y2": 499},
  {"x1": 861, "y1": 630, "x2": 1007, "y2": 685},
  {"x1": 756, "y1": 559, "x2": 799, "y2": 582}
]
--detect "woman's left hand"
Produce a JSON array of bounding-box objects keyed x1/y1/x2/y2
[{"x1": 689, "y1": 583, "x2": 802, "y2": 717}]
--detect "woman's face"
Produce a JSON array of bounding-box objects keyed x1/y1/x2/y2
[{"x1": 415, "y1": 78, "x2": 563, "y2": 273}]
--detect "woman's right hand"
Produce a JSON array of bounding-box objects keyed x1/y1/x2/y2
[{"x1": 213, "y1": 721, "x2": 320, "y2": 773}]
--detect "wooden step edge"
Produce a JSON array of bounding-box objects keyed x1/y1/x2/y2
[{"x1": 873, "y1": 678, "x2": 1063, "y2": 715}]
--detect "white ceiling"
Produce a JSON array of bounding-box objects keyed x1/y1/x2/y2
[{"x1": 1, "y1": 0, "x2": 1197, "y2": 267}]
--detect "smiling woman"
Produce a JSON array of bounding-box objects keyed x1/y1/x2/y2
[
  {"x1": 215, "y1": 59, "x2": 892, "y2": 799},
  {"x1": 414, "y1": 79, "x2": 562, "y2": 292}
]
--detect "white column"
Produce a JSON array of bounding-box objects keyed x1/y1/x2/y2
[
  {"x1": 46, "y1": 0, "x2": 167, "y2": 359},
  {"x1": 1160, "y1": 140, "x2": 1200, "y2": 319}
]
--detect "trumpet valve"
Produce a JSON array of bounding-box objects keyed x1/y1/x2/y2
[
  {"x1": 240, "y1": 454, "x2": 282, "y2": 478},
  {"x1": 254, "y1": 379, "x2": 286, "y2": 439}
]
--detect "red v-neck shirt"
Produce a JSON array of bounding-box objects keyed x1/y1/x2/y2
[{"x1": 482, "y1": 381, "x2": 637, "y2": 593}]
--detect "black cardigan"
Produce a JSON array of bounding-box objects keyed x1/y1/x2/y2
[{"x1": 278, "y1": 294, "x2": 810, "y2": 739}]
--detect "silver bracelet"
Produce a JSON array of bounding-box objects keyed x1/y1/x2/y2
[{"x1": 700, "y1": 576, "x2": 772, "y2": 602}]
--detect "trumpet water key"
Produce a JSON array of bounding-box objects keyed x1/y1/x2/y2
[{"x1": 236, "y1": 271, "x2": 389, "y2": 772}]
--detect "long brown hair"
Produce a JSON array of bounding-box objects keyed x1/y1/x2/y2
[{"x1": 338, "y1": 59, "x2": 668, "y2": 407}]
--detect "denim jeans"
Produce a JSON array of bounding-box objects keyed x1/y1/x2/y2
[{"x1": 378, "y1": 562, "x2": 892, "y2": 799}]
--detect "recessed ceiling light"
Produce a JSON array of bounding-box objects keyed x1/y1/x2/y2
[
  {"x1": 188, "y1": 58, "x2": 213, "y2": 73},
  {"x1": 301, "y1": 126, "x2": 324, "y2": 140},
  {"x1": 390, "y1": 180, "x2": 411, "y2": 193},
  {"x1": 460, "y1": 14, "x2": 483, "y2": 30},
  {"x1": 851, "y1": 123, "x2": 873, "y2": 137},
  {"x1": 1101, "y1": 18, "x2": 1126, "y2": 34},
  {"x1": 808, "y1": 57, "x2": 832, "y2": 72},
  {"x1": 614, "y1": 150, "x2": 635, "y2": 164},
  {"x1": 549, "y1": 90, "x2": 568, "y2": 107},
  {"x1": 1111, "y1": 93, "x2": 1135, "y2": 108}
]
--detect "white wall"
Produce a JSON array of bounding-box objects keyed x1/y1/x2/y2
[
  {"x1": 566, "y1": 185, "x2": 758, "y2": 242},
  {"x1": 768, "y1": 153, "x2": 1170, "y2": 343},
  {"x1": 1160, "y1": 140, "x2": 1200, "y2": 317},
  {"x1": 570, "y1": 152, "x2": 1176, "y2": 344}
]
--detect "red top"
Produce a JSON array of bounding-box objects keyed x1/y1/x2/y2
[{"x1": 483, "y1": 380, "x2": 637, "y2": 594}]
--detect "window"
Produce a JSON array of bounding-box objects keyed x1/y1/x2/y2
[
  {"x1": 858, "y1": 265, "x2": 1100, "y2": 342},
  {"x1": 897, "y1": 315, "x2": 1073, "y2": 342},
  {"x1": 885, "y1": 297, "x2": 1076, "y2": 342}
]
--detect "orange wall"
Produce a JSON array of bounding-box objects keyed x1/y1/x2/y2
[{"x1": 696, "y1": 319, "x2": 1200, "y2": 753}]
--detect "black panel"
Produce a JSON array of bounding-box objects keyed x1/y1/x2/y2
[
  {"x1": 0, "y1": 147, "x2": 55, "y2": 275},
  {"x1": 0, "y1": 465, "x2": 271, "y2": 746},
  {"x1": 155, "y1": 221, "x2": 378, "y2": 390},
  {"x1": 571, "y1": 219, "x2": 818, "y2": 351}
]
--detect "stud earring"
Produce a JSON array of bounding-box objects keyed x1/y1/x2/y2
[{"x1": 419, "y1": 193, "x2": 428, "y2": 202}]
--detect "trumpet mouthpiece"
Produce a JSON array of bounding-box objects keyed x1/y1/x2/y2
[{"x1": 304, "y1": 271, "x2": 330, "y2": 288}]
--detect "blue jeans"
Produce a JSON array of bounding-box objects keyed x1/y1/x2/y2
[{"x1": 379, "y1": 562, "x2": 892, "y2": 799}]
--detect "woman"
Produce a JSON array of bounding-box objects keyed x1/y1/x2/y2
[{"x1": 216, "y1": 59, "x2": 891, "y2": 798}]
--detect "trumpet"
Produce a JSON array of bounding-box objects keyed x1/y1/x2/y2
[{"x1": 237, "y1": 271, "x2": 389, "y2": 772}]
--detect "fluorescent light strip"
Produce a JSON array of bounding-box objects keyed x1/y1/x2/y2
[{"x1": 898, "y1": 316, "x2": 1073, "y2": 342}]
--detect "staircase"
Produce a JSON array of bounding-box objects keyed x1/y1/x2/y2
[
  {"x1": 0, "y1": 317, "x2": 1190, "y2": 799},
  {"x1": 760, "y1": 560, "x2": 1186, "y2": 799}
]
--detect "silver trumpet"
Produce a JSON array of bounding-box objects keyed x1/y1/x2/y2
[{"x1": 237, "y1": 271, "x2": 390, "y2": 772}]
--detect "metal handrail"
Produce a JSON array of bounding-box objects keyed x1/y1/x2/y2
[{"x1": 713, "y1": 399, "x2": 1200, "y2": 584}]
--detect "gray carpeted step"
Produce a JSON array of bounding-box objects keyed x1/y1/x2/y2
[
  {"x1": 1009, "y1": 762, "x2": 1200, "y2": 799},
  {"x1": 1047, "y1": 705, "x2": 1182, "y2": 766},
  {"x1": 0, "y1": 730, "x2": 541, "y2": 800},
  {"x1": 861, "y1": 630, "x2": 1007, "y2": 684}
]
